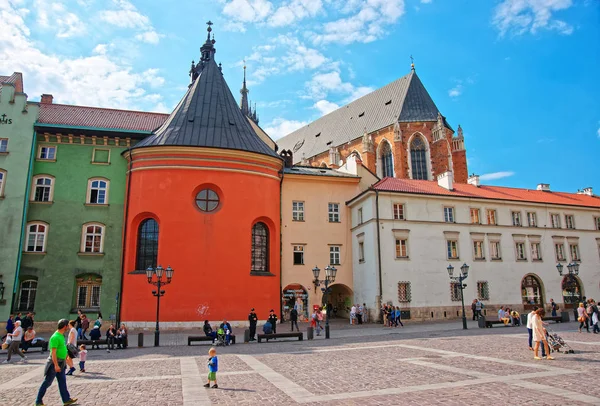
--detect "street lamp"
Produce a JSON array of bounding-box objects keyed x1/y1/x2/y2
[
  {"x1": 146, "y1": 265, "x2": 174, "y2": 346},
  {"x1": 311, "y1": 265, "x2": 337, "y2": 339},
  {"x1": 447, "y1": 263, "x2": 469, "y2": 330},
  {"x1": 557, "y1": 262, "x2": 580, "y2": 319}
]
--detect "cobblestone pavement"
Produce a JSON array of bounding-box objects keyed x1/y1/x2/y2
[{"x1": 1, "y1": 320, "x2": 599, "y2": 405}]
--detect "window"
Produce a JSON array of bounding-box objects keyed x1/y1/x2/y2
[
  {"x1": 81, "y1": 223, "x2": 105, "y2": 253},
  {"x1": 0, "y1": 169, "x2": 5, "y2": 197},
  {"x1": 380, "y1": 141, "x2": 394, "y2": 177},
  {"x1": 490, "y1": 241, "x2": 501, "y2": 260},
  {"x1": 486, "y1": 209, "x2": 497, "y2": 225},
  {"x1": 398, "y1": 282, "x2": 411, "y2": 303},
  {"x1": 444, "y1": 207, "x2": 454, "y2": 223},
  {"x1": 393, "y1": 203, "x2": 405, "y2": 220},
  {"x1": 292, "y1": 201, "x2": 304, "y2": 221},
  {"x1": 531, "y1": 242, "x2": 542, "y2": 260},
  {"x1": 357, "y1": 208, "x2": 363, "y2": 224},
  {"x1": 358, "y1": 242, "x2": 365, "y2": 262},
  {"x1": 550, "y1": 213, "x2": 561, "y2": 228},
  {"x1": 515, "y1": 242, "x2": 526, "y2": 260},
  {"x1": 511, "y1": 211, "x2": 522, "y2": 227},
  {"x1": 395, "y1": 239, "x2": 408, "y2": 258},
  {"x1": 329, "y1": 246, "x2": 340, "y2": 265},
  {"x1": 477, "y1": 281, "x2": 490, "y2": 300},
  {"x1": 328, "y1": 203, "x2": 340, "y2": 223},
  {"x1": 26, "y1": 222, "x2": 48, "y2": 252},
  {"x1": 136, "y1": 219, "x2": 158, "y2": 271},
  {"x1": 75, "y1": 275, "x2": 102, "y2": 309},
  {"x1": 293, "y1": 245, "x2": 304, "y2": 265},
  {"x1": 195, "y1": 188, "x2": 219, "y2": 212},
  {"x1": 555, "y1": 243, "x2": 565, "y2": 261},
  {"x1": 569, "y1": 244, "x2": 580, "y2": 261},
  {"x1": 470, "y1": 208, "x2": 480, "y2": 224},
  {"x1": 0, "y1": 138, "x2": 7, "y2": 152},
  {"x1": 32, "y1": 176, "x2": 54, "y2": 202},
  {"x1": 251, "y1": 222, "x2": 269, "y2": 273},
  {"x1": 38, "y1": 146, "x2": 56, "y2": 160},
  {"x1": 410, "y1": 136, "x2": 428, "y2": 180},
  {"x1": 565, "y1": 215, "x2": 575, "y2": 229},
  {"x1": 527, "y1": 212, "x2": 537, "y2": 227},
  {"x1": 450, "y1": 282, "x2": 462, "y2": 301},
  {"x1": 473, "y1": 240, "x2": 484, "y2": 260},
  {"x1": 522, "y1": 275, "x2": 544, "y2": 307},
  {"x1": 88, "y1": 178, "x2": 109, "y2": 205},
  {"x1": 17, "y1": 280, "x2": 37, "y2": 311},
  {"x1": 595, "y1": 217, "x2": 600, "y2": 231},
  {"x1": 92, "y1": 148, "x2": 110, "y2": 164},
  {"x1": 447, "y1": 240, "x2": 458, "y2": 259}
]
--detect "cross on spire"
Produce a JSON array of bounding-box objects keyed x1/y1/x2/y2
[{"x1": 410, "y1": 55, "x2": 415, "y2": 71}]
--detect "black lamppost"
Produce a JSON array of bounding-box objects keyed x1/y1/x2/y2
[
  {"x1": 447, "y1": 263, "x2": 469, "y2": 330},
  {"x1": 145, "y1": 265, "x2": 174, "y2": 347},
  {"x1": 312, "y1": 265, "x2": 337, "y2": 339},
  {"x1": 557, "y1": 262, "x2": 580, "y2": 320}
]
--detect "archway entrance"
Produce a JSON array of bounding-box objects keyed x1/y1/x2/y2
[
  {"x1": 326, "y1": 284, "x2": 353, "y2": 318},
  {"x1": 562, "y1": 275, "x2": 583, "y2": 309},
  {"x1": 282, "y1": 284, "x2": 309, "y2": 322},
  {"x1": 521, "y1": 274, "x2": 544, "y2": 310}
]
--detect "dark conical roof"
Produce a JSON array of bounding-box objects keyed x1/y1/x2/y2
[{"x1": 133, "y1": 37, "x2": 278, "y2": 158}]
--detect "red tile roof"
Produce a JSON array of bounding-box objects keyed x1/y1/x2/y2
[
  {"x1": 38, "y1": 103, "x2": 169, "y2": 132},
  {"x1": 372, "y1": 177, "x2": 600, "y2": 209},
  {"x1": 0, "y1": 72, "x2": 24, "y2": 93}
]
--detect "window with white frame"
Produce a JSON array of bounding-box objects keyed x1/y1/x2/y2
[
  {"x1": 473, "y1": 240, "x2": 484, "y2": 260},
  {"x1": 595, "y1": 217, "x2": 600, "y2": 231},
  {"x1": 477, "y1": 281, "x2": 490, "y2": 301},
  {"x1": 358, "y1": 242, "x2": 365, "y2": 262},
  {"x1": 0, "y1": 169, "x2": 5, "y2": 197},
  {"x1": 470, "y1": 208, "x2": 480, "y2": 224},
  {"x1": 357, "y1": 208, "x2": 363, "y2": 224},
  {"x1": 328, "y1": 203, "x2": 340, "y2": 222},
  {"x1": 393, "y1": 203, "x2": 405, "y2": 220},
  {"x1": 531, "y1": 242, "x2": 542, "y2": 260},
  {"x1": 0, "y1": 138, "x2": 7, "y2": 153},
  {"x1": 555, "y1": 243, "x2": 565, "y2": 261},
  {"x1": 569, "y1": 244, "x2": 580, "y2": 261},
  {"x1": 490, "y1": 241, "x2": 501, "y2": 260},
  {"x1": 565, "y1": 215, "x2": 575, "y2": 229},
  {"x1": 81, "y1": 223, "x2": 105, "y2": 253},
  {"x1": 447, "y1": 240, "x2": 458, "y2": 259},
  {"x1": 444, "y1": 207, "x2": 455, "y2": 223},
  {"x1": 75, "y1": 275, "x2": 102, "y2": 309},
  {"x1": 38, "y1": 146, "x2": 56, "y2": 160},
  {"x1": 17, "y1": 280, "x2": 37, "y2": 311},
  {"x1": 398, "y1": 282, "x2": 411, "y2": 303},
  {"x1": 329, "y1": 246, "x2": 340, "y2": 265},
  {"x1": 515, "y1": 242, "x2": 527, "y2": 260},
  {"x1": 395, "y1": 239, "x2": 408, "y2": 258},
  {"x1": 450, "y1": 282, "x2": 462, "y2": 301},
  {"x1": 293, "y1": 245, "x2": 304, "y2": 265},
  {"x1": 527, "y1": 212, "x2": 537, "y2": 227},
  {"x1": 88, "y1": 178, "x2": 109, "y2": 204},
  {"x1": 511, "y1": 211, "x2": 522, "y2": 226},
  {"x1": 32, "y1": 176, "x2": 54, "y2": 202},
  {"x1": 292, "y1": 201, "x2": 304, "y2": 221},
  {"x1": 550, "y1": 213, "x2": 561, "y2": 228},
  {"x1": 26, "y1": 222, "x2": 48, "y2": 252},
  {"x1": 487, "y1": 209, "x2": 497, "y2": 225}
]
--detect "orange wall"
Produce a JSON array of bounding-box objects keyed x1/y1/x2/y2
[{"x1": 121, "y1": 149, "x2": 282, "y2": 323}]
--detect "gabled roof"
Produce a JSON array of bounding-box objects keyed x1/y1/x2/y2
[
  {"x1": 284, "y1": 166, "x2": 359, "y2": 178},
  {"x1": 371, "y1": 178, "x2": 600, "y2": 209},
  {"x1": 276, "y1": 70, "x2": 445, "y2": 164},
  {"x1": 0, "y1": 72, "x2": 24, "y2": 93},
  {"x1": 37, "y1": 103, "x2": 168, "y2": 133}
]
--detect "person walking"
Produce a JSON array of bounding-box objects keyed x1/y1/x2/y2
[
  {"x1": 268, "y1": 310, "x2": 278, "y2": 335},
  {"x1": 577, "y1": 302, "x2": 589, "y2": 333},
  {"x1": 290, "y1": 307, "x2": 299, "y2": 332},
  {"x1": 475, "y1": 299, "x2": 482, "y2": 319},
  {"x1": 3, "y1": 320, "x2": 26, "y2": 363},
  {"x1": 350, "y1": 305, "x2": 356, "y2": 325},
  {"x1": 362, "y1": 303, "x2": 368, "y2": 323},
  {"x1": 532, "y1": 308, "x2": 553, "y2": 360},
  {"x1": 471, "y1": 299, "x2": 477, "y2": 321},
  {"x1": 81, "y1": 314, "x2": 90, "y2": 340},
  {"x1": 65, "y1": 320, "x2": 78, "y2": 375},
  {"x1": 75, "y1": 310, "x2": 83, "y2": 340},
  {"x1": 526, "y1": 306, "x2": 545, "y2": 357},
  {"x1": 4, "y1": 314, "x2": 15, "y2": 341},
  {"x1": 357, "y1": 304, "x2": 364, "y2": 324},
  {"x1": 550, "y1": 299, "x2": 558, "y2": 317},
  {"x1": 35, "y1": 319, "x2": 77, "y2": 406},
  {"x1": 248, "y1": 308, "x2": 258, "y2": 341}
]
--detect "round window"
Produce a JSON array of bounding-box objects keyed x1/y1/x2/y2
[{"x1": 195, "y1": 189, "x2": 220, "y2": 212}]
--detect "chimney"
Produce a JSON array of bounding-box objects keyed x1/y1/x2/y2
[
  {"x1": 536, "y1": 183, "x2": 550, "y2": 192},
  {"x1": 40, "y1": 94, "x2": 53, "y2": 104},
  {"x1": 279, "y1": 149, "x2": 293, "y2": 168},
  {"x1": 467, "y1": 174, "x2": 480, "y2": 187},
  {"x1": 437, "y1": 171, "x2": 454, "y2": 191},
  {"x1": 577, "y1": 187, "x2": 593, "y2": 196}
]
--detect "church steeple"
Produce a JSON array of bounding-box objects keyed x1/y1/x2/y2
[{"x1": 240, "y1": 62, "x2": 249, "y2": 116}]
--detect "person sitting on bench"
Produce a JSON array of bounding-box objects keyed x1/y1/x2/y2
[
  {"x1": 498, "y1": 306, "x2": 510, "y2": 325},
  {"x1": 510, "y1": 309, "x2": 521, "y2": 326},
  {"x1": 262, "y1": 320, "x2": 273, "y2": 335},
  {"x1": 89, "y1": 325, "x2": 102, "y2": 349},
  {"x1": 219, "y1": 320, "x2": 232, "y2": 345},
  {"x1": 203, "y1": 320, "x2": 216, "y2": 342}
]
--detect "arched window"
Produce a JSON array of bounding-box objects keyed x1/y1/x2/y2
[
  {"x1": 87, "y1": 178, "x2": 109, "y2": 204},
  {"x1": 0, "y1": 169, "x2": 6, "y2": 197},
  {"x1": 26, "y1": 222, "x2": 48, "y2": 252},
  {"x1": 31, "y1": 175, "x2": 54, "y2": 202},
  {"x1": 380, "y1": 141, "x2": 394, "y2": 178},
  {"x1": 75, "y1": 274, "x2": 102, "y2": 309},
  {"x1": 251, "y1": 222, "x2": 269, "y2": 273},
  {"x1": 81, "y1": 223, "x2": 105, "y2": 253},
  {"x1": 521, "y1": 274, "x2": 544, "y2": 309},
  {"x1": 18, "y1": 279, "x2": 37, "y2": 311},
  {"x1": 410, "y1": 136, "x2": 429, "y2": 180},
  {"x1": 561, "y1": 276, "x2": 582, "y2": 308},
  {"x1": 136, "y1": 219, "x2": 159, "y2": 271}
]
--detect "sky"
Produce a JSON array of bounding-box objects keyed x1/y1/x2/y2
[{"x1": 1, "y1": 0, "x2": 599, "y2": 192}]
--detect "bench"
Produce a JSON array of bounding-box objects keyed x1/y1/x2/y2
[
  {"x1": 478, "y1": 316, "x2": 511, "y2": 328},
  {"x1": 188, "y1": 335, "x2": 236, "y2": 346},
  {"x1": 22, "y1": 340, "x2": 48, "y2": 353},
  {"x1": 79, "y1": 337, "x2": 128, "y2": 349},
  {"x1": 257, "y1": 332, "x2": 303, "y2": 343},
  {"x1": 542, "y1": 316, "x2": 562, "y2": 323}
]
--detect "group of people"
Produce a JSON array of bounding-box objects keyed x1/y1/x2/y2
[
  {"x1": 203, "y1": 319, "x2": 233, "y2": 345},
  {"x1": 497, "y1": 306, "x2": 521, "y2": 326},
  {"x1": 350, "y1": 303, "x2": 367, "y2": 325},
  {"x1": 526, "y1": 306, "x2": 554, "y2": 360},
  {"x1": 576, "y1": 298, "x2": 599, "y2": 333},
  {"x1": 382, "y1": 304, "x2": 403, "y2": 327},
  {"x1": 2, "y1": 312, "x2": 47, "y2": 362}
]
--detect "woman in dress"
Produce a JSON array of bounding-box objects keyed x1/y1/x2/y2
[
  {"x1": 65, "y1": 320, "x2": 78, "y2": 375},
  {"x1": 532, "y1": 308, "x2": 553, "y2": 360},
  {"x1": 577, "y1": 302, "x2": 588, "y2": 333}
]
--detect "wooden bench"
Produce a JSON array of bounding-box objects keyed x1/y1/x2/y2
[
  {"x1": 187, "y1": 335, "x2": 236, "y2": 346},
  {"x1": 257, "y1": 332, "x2": 303, "y2": 343},
  {"x1": 79, "y1": 337, "x2": 128, "y2": 349},
  {"x1": 542, "y1": 316, "x2": 562, "y2": 323}
]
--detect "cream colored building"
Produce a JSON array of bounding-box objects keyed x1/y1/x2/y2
[{"x1": 348, "y1": 172, "x2": 600, "y2": 321}]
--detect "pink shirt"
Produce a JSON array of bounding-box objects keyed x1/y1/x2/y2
[{"x1": 79, "y1": 349, "x2": 88, "y2": 362}]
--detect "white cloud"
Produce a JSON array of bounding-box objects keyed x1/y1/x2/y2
[
  {"x1": 222, "y1": 0, "x2": 273, "y2": 23},
  {"x1": 479, "y1": 171, "x2": 515, "y2": 181},
  {"x1": 34, "y1": 1, "x2": 86, "y2": 38},
  {"x1": 97, "y1": 1, "x2": 162, "y2": 43},
  {"x1": 597, "y1": 126, "x2": 600, "y2": 139},
  {"x1": 448, "y1": 84, "x2": 463, "y2": 98},
  {"x1": 306, "y1": 71, "x2": 354, "y2": 99},
  {"x1": 92, "y1": 44, "x2": 109, "y2": 54},
  {"x1": 313, "y1": 99, "x2": 339, "y2": 116},
  {"x1": 135, "y1": 30, "x2": 162, "y2": 44},
  {"x1": 264, "y1": 117, "x2": 308, "y2": 140},
  {"x1": 346, "y1": 85, "x2": 374, "y2": 103},
  {"x1": 268, "y1": 0, "x2": 323, "y2": 27},
  {"x1": 492, "y1": 0, "x2": 574, "y2": 37}
]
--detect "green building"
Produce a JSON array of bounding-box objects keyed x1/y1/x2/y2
[
  {"x1": 0, "y1": 72, "x2": 39, "y2": 322},
  {"x1": 18, "y1": 96, "x2": 167, "y2": 322}
]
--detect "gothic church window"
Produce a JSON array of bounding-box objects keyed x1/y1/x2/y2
[
  {"x1": 410, "y1": 136, "x2": 428, "y2": 180},
  {"x1": 251, "y1": 222, "x2": 269, "y2": 273},
  {"x1": 380, "y1": 141, "x2": 394, "y2": 178},
  {"x1": 136, "y1": 219, "x2": 159, "y2": 271}
]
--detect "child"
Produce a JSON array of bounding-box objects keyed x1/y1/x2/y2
[
  {"x1": 204, "y1": 347, "x2": 218, "y2": 389},
  {"x1": 79, "y1": 344, "x2": 88, "y2": 372}
]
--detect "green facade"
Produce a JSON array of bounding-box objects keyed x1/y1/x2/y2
[
  {"x1": 19, "y1": 132, "x2": 136, "y2": 321},
  {"x1": 0, "y1": 83, "x2": 39, "y2": 321}
]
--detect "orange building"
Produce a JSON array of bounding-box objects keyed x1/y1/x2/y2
[{"x1": 120, "y1": 26, "x2": 282, "y2": 325}]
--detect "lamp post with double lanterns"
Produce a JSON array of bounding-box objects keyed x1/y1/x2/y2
[
  {"x1": 556, "y1": 262, "x2": 580, "y2": 320},
  {"x1": 312, "y1": 265, "x2": 337, "y2": 339},
  {"x1": 145, "y1": 265, "x2": 174, "y2": 347},
  {"x1": 447, "y1": 263, "x2": 469, "y2": 330}
]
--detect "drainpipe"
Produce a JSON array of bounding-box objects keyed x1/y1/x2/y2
[
  {"x1": 116, "y1": 151, "x2": 134, "y2": 327},
  {"x1": 279, "y1": 168, "x2": 284, "y2": 322},
  {"x1": 12, "y1": 129, "x2": 37, "y2": 310},
  {"x1": 375, "y1": 189, "x2": 383, "y2": 323}
]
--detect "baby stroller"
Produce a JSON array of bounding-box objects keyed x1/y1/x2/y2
[
  {"x1": 546, "y1": 327, "x2": 575, "y2": 354},
  {"x1": 214, "y1": 328, "x2": 227, "y2": 347}
]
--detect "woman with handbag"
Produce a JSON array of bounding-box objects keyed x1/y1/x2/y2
[
  {"x1": 577, "y1": 303, "x2": 589, "y2": 333},
  {"x1": 65, "y1": 320, "x2": 78, "y2": 375}
]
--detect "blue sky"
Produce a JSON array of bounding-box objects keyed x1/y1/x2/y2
[{"x1": 1, "y1": 0, "x2": 598, "y2": 192}]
